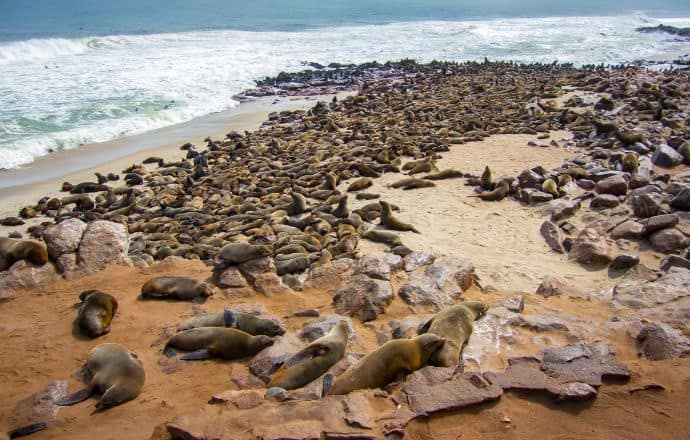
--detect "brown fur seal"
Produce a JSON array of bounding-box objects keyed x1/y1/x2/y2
[
  {"x1": 216, "y1": 242, "x2": 273, "y2": 265},
  {"x1": 560, "y1": 167, "x2": 589, "y2": 179},
  {"x1": 478, "y1": 179, "x2": 509, "y2": 201},
  {"x1": 0, "y1": 237, "x2": 48, "y2": 271},
  {"x1": 286, "y1": 191, "x2": 308, "y2": 216},
  {"x1": 332, "y1": 195, "x2": 350, "y2": 218},
  {"x1": 355, "y1": 192, "x2": 380, "y2": 200},
  {"x1": 77, "y1": 290, "x2": 118, "y2": 338},
  {"x1": 380, "y1": 201, "x2": 420, "y2": 233},
  {"x1": 621, "y1": 152, "x2": 639, "y2": 173},
  {"x1": 480, "y1": 165, "x2": 493, "y2": 190},
  {"x1": 417, "y1": 301, "x2": 488, "y2": 367},
  {"x1": 362, "y1": 229, "x2": 402, "y2": 246},
  {"x1": 164, "y1": 327, "x2": 274, "y2": 360},
  {"x1": 390, "y1": 178, "x2": 436, "y2": 190},
  {"x1": 323, "y1": 334, "x2": 445, "y2": 395},
  {"x1": 179, "y1": 310, "x2": 285, "y2": 336},
  {"x1": 346, "y1": 178, "x2": 373, "y2": 192},
  {"x1": 423, "y1": 169, "x2": 463, "y2": 180},
  {"x1": 268, "y1": 320, "x2": 349, "y2": 390},
  {"x1": 140, "y1": 276, "x2": 214, "y2": 300},
  {"x1": 541, "y1": 178, "x2": 560, "y2": 198},
  {"x1": 57, "y1": 343, "x2": 145, "y2": 409},
  {"x1": 679, "y1": 142, "x2": 690, "y2": 165}
]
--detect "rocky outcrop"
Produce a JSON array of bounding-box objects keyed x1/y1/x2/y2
[
  {"x1": 398, "y1": 257, "x2": 474, "y2": 308},
  {"x1": 333, "y1": 274, "x2": 393, "y2": 322}
]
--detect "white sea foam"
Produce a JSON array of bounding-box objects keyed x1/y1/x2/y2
[{"x1": 0, "y1": 14, "x2": 688, "y2": 168}]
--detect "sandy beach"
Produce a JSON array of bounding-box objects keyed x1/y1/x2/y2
[{"x1": 0, "y1": 60, "x2": 688, "y2": 440}]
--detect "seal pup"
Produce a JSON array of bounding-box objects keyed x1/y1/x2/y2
[
  {"x1": 417, "y1": 301, "x2": 488, "y2": 367},
  {"x1": 179, "y1": 310, "x2": 285, "y2": 336},
  {"x1": 323, "y1": 334, "x2": 445, "y2": 396},
  {"x1": 379, "y1": 201, "x2": 420, "y2": 233},
  {"x1": 477, "y1": 179, "x2": 509, "y2": 201},
  {"x1": 541, "y1": 178, "x2": 560, "y2": 198},
  {"x1": 0, "y1": 237, "x2": 48, "y2": 271},
  {"x1": 268, "y1": 320, "x2": 349, "y2": 390},
  {"x1": 164, "y1": 327, "x2": 274, "y2": 360},
  {"x1": 77, "y1": 290, "x2": 118, "y2": 338},
  {"x1": 56, "y1": 343, "x2": 145, "y2": 410},
  {"x1": 140, "y1": 276, "x2": 214, "y2": 301}
]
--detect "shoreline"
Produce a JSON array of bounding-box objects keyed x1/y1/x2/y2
[{"x1": 0, "y1": 92, "x2": 352, "y2": 219}]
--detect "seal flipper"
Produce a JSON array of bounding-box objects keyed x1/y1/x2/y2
[
  {"x1": 8, "y1": 422, "x2": 48, "y2": 439},
  {"x1": 321, "y1": 373, "x2": 335, "y2": 398},
  {"x1": 180, "y1": 349, "x2": 212, "y2": 360},
  {"x1": 56, "y1": 384, "x2": 95, "y2": 406},
  {"x1": 163, "y1": 345, "x2": 177, "y2": 358},
  {"x1": 285, "y1": 344, "x2": 329, "y2": 368},
  {"x1": 417, "y1": 318, "x2": 433, "y2": 335},
  {"x1": 223, "y1": 309, "x2": 237, "y2": 328}
]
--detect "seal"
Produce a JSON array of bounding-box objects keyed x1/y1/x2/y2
[
  {"x1": 268, "y1": 320, "x2": 349, "y2": 390},
  {"x1": 380, "y1": 201, "x2": 420, "y2": 233},
  {"x1": 286, "y1": 191, "x2": 308, "y2": 216},
  {"x1": 216, "y1": 242, "x2": 273, "y2": 265},
  {"x1": 480, "y1": 165, "x2": 493, "y2": 190},
  {"x1": 164, "y1": 327, "x2": 274, "y2": 360},
  {"x1": 423, "y1": 169, "x2": 463, "y2": 180},
  {"x1": 346, "y1": 178, "x2": 373, "y2": 192},
  {"x1": 56, "y1": 343, "x2": 145, "y2": 409},
  {"x1": 180, "y1": 310, "x2": 285, "y2": 336},
  {"x1": 541, "y1": 178, "x2": 560, "y2": 198},
  {"x1": 77, "y1": 290, "x2": 118, "y2": 338},
  {"x1": 390, "y1": 178, "x2": 436, "y2": 190},
  {"x1": 362, "y1": 229, "x2": 402, "y2": 247},
  {"x1": 323, "y1": 334, "x2": 445, "y2": 395},
  {"x1": 417, "y1": 301, "x2": 489, "y2": 367},
  {"x1": 140, "y1": 276, "x2": 214, "y2": 300},
  {"x1": 332, "y1": 195, "x2": 350, "y2": 218},
  {"x1": 621, "y1": 152, "x2": 639, "y2": 173},
  {"x1": 0, "y1": 237, "x2": 48, "y2": 271},
  {"x1": 477, "y1": 179, "x2": 509, "y2": 201}
]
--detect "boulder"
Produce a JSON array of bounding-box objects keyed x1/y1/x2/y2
[
  {"x1": 610, "y1": 220, "x2": 644, "y2": 240},
  {"x1": 671, "y1": 188, "x2": 690, "y2": 211},
  {"x1": 633, "y1": 322, "x2": 690, "y2": 360},
  {"x1": 590, "y1": 194, "x2": 620, "y2": 210},
  {"x1": 41, "y1": 218, "x2": 87, "y2": 259},
  {"x1": 402, "y1": 251, "x2": 435, "y2": 272},
  {"x1": 0, "y1": 261, "x2": 59, "y2": 300},
  {"x1": 535, "y1": 276, "x2": 574, "y2": 298},
  {"x1": 540, "y1": 221, "x2": 567, "y2": 253},
  {"x1": 545, "y1": 199, "x2": 581, "y2": 222},
  {"x1": 569, "y1": 228, "x2": 612, "y2": 265},
  {"x1": 614, "y1": 267, "x2": 690, "y2": 309},
  {"x1": 503, "y1": 295, "x2": 525, "y2": 313},
  {"x1": 631, "y1": 194, "x2": 660, "y2": 218},
  {"x1": 660, "y1": 255, "x2": 690, "y2": 271},
  {"x1": 649, "y1": 228, "x2": 687, "y2": 253},
  {"x1": 596, "y1": 175, "x2": 628, "y2": 196},
  {"x1": 609, "y1": 254, "x2": 640, "y2": 271},
  {"x1": 248, "y1": 333, "x2": 302, "y2": 382},
  {"x1": 643, "y1": 214, "x2": 679, "y2": 235},
  {"x1": 353, "y1": 254, "x2": 402, "y2": 281},
  {"x1": 77, "y1": 220, "x2": 129, "y2": 273},
  {"x1": 216, "y1": 267, "x2": 248, "y2": 288},
  {"x1": 398, "y1": 258, "x2": 474, "y2": 308},
  {"x1": 652, "y1": 144, "x2": 683, "y2": 168},
  {"x1": 333, "y1": 274, "x2": 393, "y2": 322},
  {"x1": 303, "y1": 259, "x2": 354, "y2": 292},
  {"x1": 299, "y1": 314, "x2": 356, "y2": 342}
]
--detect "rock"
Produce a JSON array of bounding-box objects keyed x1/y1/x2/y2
[
  {"x1": 633, "y1": 322, "x2": 690, "y2": 360},
  {"x1": 535, "y1": 276, "x2": 574, "y2": 298},
  {"x1": 389, "y1": 315, "x2": 432, "y2": 339},
  {"x1": 652, "y1": 144, "x2": 683, "y2": 168},
  {"x1": 569, "y1": 228, "x2": 612, "y2": 265},
  {"x1": 77, "y1": 220, "x2": 129, "y2": 274},
  {"x1": 210, "y1": 390, "x2": 264, "y2": 409},
  {"x1": 281, "y1": 274, "x2": 303, "y2": 291},
  {"x1": 0, "y1": 261, "x2": 59, "y2": 300},
  {"x1": 610, "y1": 254, "x2": 640, "y2": 271},
  {"x1": 545, "y1": 199, "x2": 581, "y2": 222},
  {"x1": 239, "y1": 257, "x2": 291, "y2": 295},
  {"x1": 402, "y1": 251, "x2": 435, "y2": 272},
  {"x1": 610, "y1": 220, "x2": 644, "y2": 240},
  {"x1": 509, "y1": 313, "x2": 570, "y2": 333},
  {"x1": 613, "y1": 267, "x2": 690, "y2": 309},
  {"x1": 671, "y1": 188, "x2": 690, "y2": 211},
  {"x1": 299, "y1": 314, "x2": 356, "y2": 342},
  {"x1": 215, "y1": 242, "x2": 272, "y2": 266},
  {"x1": 596, "y1": 175, "x2": 628, "y2": 196},
  {"x1": 485, "y1": 357, "x2": 554, "y2": 392},
  {"x1": 248, "y1": 333, "x2": 302, "y2": 382},
  {"x1": 555, "y1": 382, "x2": 597, "y2": 401},
  {"x1": 41, "y1": 218, "x2": 87, "y2": 259},
  {"x1": 333, "y1": 274, "x2": 393, "y2": 322},
  {"x1": 402, "y1": 372, "x2": 503, "y2": 416},
  {"x1": 631, "y1": 194, "x2": 660, "y2": 218},
  {"x1": 540, "y1": 342, "x2": 631, "y2": 386},
  {"x1": 9, "y1": 380, "x2": 69, "y2": 427},
  {"x1": 517, "y1": 169, "x2": 542, "y2": 188},
  {"x1": 542, "y1": 343, "x2": 592, "y2": 364},
  {"x1": 303, "y1": 259, "x2": 354, "y2": 292},
  {"x1": 660, "y1": 255, "x2": 690, "y2": 271},
  {"x1": 590, "y1": 194, "x2": 620, "y2": 209},
  {"x1": 353, "y1": 254, "x2": 402, "y2": 281},
  {"x1": 577, "y1": 179, "x2": 596, "y2": 190},
  {"x1": 503, "y1": 295, "x2": 525, "y2": 313},
  {"x1": 398, "y1": 258, "x2": 474, "y2": 308},
  {"x1": 216, "y1": 267, "x2": 248, "y2": 288},
  {"x1": 540, "y1": 221, "x2": 567, "y2": 253},
  {"x1": 528, "y1": 191, "x2": 554, "y2": 204},
  {"x1": 649, "y1": 228, "x2": 687, "y2": 253},
  {"x1": 643, "y1": 214, "x2": 679, "y2": 235}
]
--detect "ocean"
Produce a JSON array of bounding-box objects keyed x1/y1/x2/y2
[{"x1": 1, "y1": 0, "x2": 689, "y2": 169}]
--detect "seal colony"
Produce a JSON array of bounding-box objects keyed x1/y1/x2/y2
[{"x1": 0, "y1": 59, "x2": 689, "y2": 439}]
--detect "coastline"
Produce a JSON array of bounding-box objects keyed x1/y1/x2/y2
[{"x1": 0, "y1": 93, "x2": 352, "y2": 219}]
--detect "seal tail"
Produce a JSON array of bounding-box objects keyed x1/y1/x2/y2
[
  {"x1": 163, "y1": 345, "x2": 178, "y2": 358},
  {"x1": 411, "y1": 227, "x2": 421, "y2": 234},
  {"x1": 321, "y1": 373, "x2": 335, "y2": 398},
  {"x1": 55, "y1": 385, "x2": 95, "y2": 406},
  {"x1": 8, "y1": 422, "x2": 48, "y2": 439}
]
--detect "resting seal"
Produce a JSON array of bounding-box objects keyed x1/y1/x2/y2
[
  {"x1": 323, "y1": 334, "x2": 445, "y2": 395},
  {"x1": 268, "y1": 320, "x2": 349, "y2": 390},
  {"x1": 164, "y1": 327, "x2": 274, "y2": 360},
  {"x1": 141, "y1": 276, "x2": 214, "y2": 300},
  {"x1": 77, "y1": 290, "x2": 118, "y2": 338},
  {"x1": 379, "y1": 201, "x2": 420, "y2": 233},
  {"x1": 57, "y1": 343, "x2": 145, "y2": 409},
  {"x1": 179, "y1": 310, "x2": 285, "y2": 336},
  {"x1": 417, "y1": 301, "x2": 488, "y2": 367},
  {"x1": 0, "y1": 237, "x2": 48, "y2": 271}
]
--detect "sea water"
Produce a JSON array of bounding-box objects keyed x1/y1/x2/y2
[{"x1": 1, "y1": 0, "x2": 689, "y2": 168}]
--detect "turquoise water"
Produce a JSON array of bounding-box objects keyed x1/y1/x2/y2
[{"x1": 1, "y1": 1, "x2": 689, "y2": 168}]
